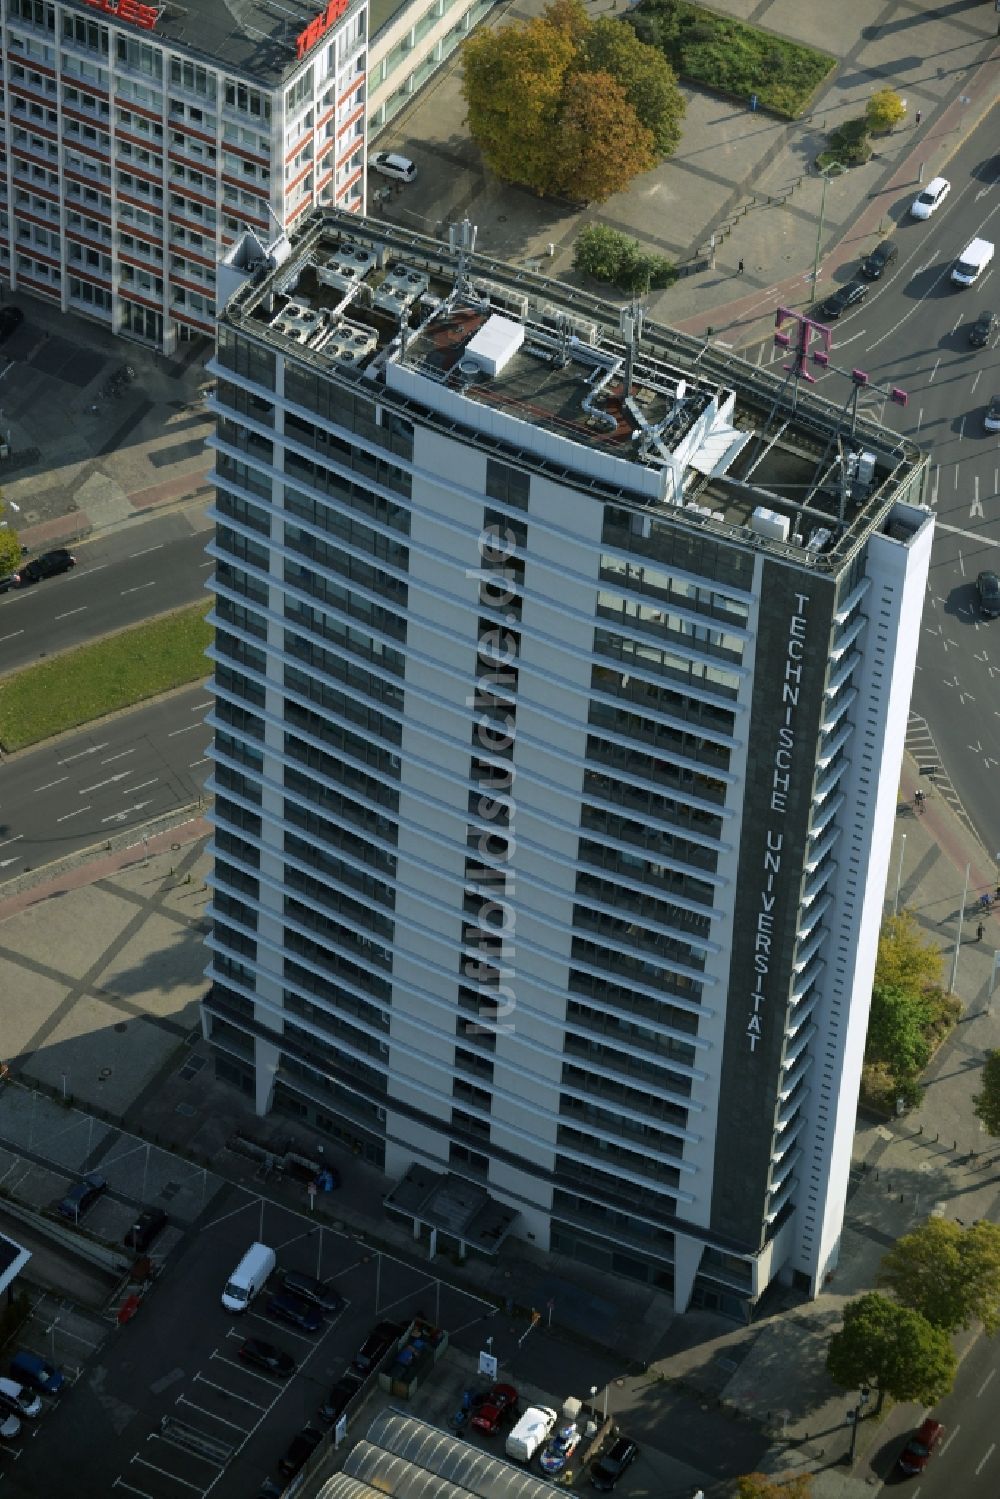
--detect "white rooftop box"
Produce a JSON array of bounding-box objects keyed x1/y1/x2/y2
[
  {"x1": 465, "y1": 314, "x2": 524, "y2": 376},
  {"x1": 750, "y1": 505, "x2": 790, "y2": 543}
]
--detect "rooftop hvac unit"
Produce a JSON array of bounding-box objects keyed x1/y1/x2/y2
[
  {"x1": 805, "y1": 526, "x2": 833, "y2": 553},
  {"x1": 750, "y1": 505, "x2": 790, "y2": 543},
  {"x1": 479, "y1": 280, "x2": 529, "y2": 319}
]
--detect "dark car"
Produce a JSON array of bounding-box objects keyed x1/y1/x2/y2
[
  {"x1": 318, "y1": 1373, "x2": 363, "y2": 1425},
  {"x1": 278, "y1": 1424, "x2": 324, "y2": 1478},
  {"x1": 976, "y1": 569, "x2": 1000, "y2": 618},
  {"x1": 56, "y1": 1172, "x2": 107, "y2": 1221},
  {"x1": 238, "y1": 1338, "x2": 296, "y2": 1377},
  {"x1": 13, "y1": 548, "x2": 76, "y2": 586},
  {"x1": 264, "y1": 1291, "x2": 322, "y2": 1334},
  {"x1": 970, "y1": 310, "x2": 995, "y2": 348},
  {"x1": 470, "y1": 1382, "x2": 518, "y2": 1434},
  {"x1": 860, "y1": 239, "x2": 898, "y2": 279},
  {"x1": 352, "y1": 1321, "x2": 403, "y2": 1375},
  {"x1": 124, "y1": 1207, "x2": 168, "y2": 1253},
  {"x1": 9, "y1": 1351, "x2": 65, "y2": 1396},
  {"x1": 818, "y1": 280, "x2": 869, "y2": 321},
  {"x1": 0, "y1": 307, "x2": 24, "y2": 342},
  {"x1": 590, "y1": 1435, "x2": 639, "y2": 1490},
  {"x1": 897, "y1": 1416, "x2": 943, "y2": 1475},
  {"x1": 281, "y1": 1269, "x2": 345, "y2": 1314}
]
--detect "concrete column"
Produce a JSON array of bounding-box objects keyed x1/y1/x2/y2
[
  {"x1": 254, "y1": 1035, "x2": 280, "y2": 1117},
  {"x1": 672, "y1": 1232, "x2": 704, "y2": 1314}
]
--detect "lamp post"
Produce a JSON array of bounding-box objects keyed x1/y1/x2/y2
[
  {"x1": 811, "y1": 161, "x2": 848, "y2": 300},
  {"x1": 590, "y1": 1383, "x2": 609, "y2": 1422},
  {"x1": 893, "y1": 833, "x2": 906, "y2": 916}
]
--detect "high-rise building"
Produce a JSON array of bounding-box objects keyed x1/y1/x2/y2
[{"x1": 203, "y1": 209, "x2": 932, "y2": 1318}]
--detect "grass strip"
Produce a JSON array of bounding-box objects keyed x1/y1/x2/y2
[
  {"x1": 630, "y1": 0, "x2": 836, "y2": 120},
  {"x1": 0, "y1": 602, "x2": 213, "y2": 752}
]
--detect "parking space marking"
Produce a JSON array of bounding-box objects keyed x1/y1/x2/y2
[
  {"x1": 131, "y1": 1453, "x2": 205, "y2": 1488},
  {"x1": 176, "y1": 1395, "x2": 249, "y2": 1434},
  {"x1": 193, "y1": 1372, "x2": 268, "y2": 1411},
  {"x1": 111, "y1": 1478, "x2": 155, "y2": 1497},
  {"x1": 208, "y1": 1352, "x2": 283, "y2": 1392}
]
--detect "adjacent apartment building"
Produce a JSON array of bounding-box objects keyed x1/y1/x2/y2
[
  {"x1": 202, "y1": 209, "x2": 933, "y2": 1319},
  {"x1": 0, "y1": 0, "x2": 494, "y2": 352}
]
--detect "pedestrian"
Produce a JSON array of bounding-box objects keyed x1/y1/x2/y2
[
  {"x1": 915, "y1": 110, "x2": 922, "y2": 126},
  {"x1": 977, "y1": 921, "x2": 985, "y2": 942},
  {"x1": 737, "y1": 258, "x2": 745, "y2": 275}
]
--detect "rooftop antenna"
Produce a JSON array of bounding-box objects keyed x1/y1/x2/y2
[
  {"x1": 620, "y1": 302, "x2": 643, "y2": 405},
  {"x1": 449, "y1": 217, "x2": 477, "y2": 299}
]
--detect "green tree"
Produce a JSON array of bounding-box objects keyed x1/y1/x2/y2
[
  {"x1": 461, "y1": 0, "x2": 677, "y2": 201},
  {"x1": 866, "y1": 983, "x2": 932, "y2": 1080},
  {"x1": 581, "y1": 16, "x2": 685, "y2": 155},
  {"x1": 866, "y1": 87, "x2": 907, "y2": 133},
  {"x1": 878, "y1": 1217, "x2": 1000, "y2": 1334},
  {"x1": 574, "y1": 224, "x2": 675, "y2": 292},
  {"x1": 737, "y1": 1475, "x2": 812, "y2": 1499},
  {"x1": 973, "y1": 1049, "x2": 1000, "y2": 1136},
  {"x1": 552, "y1": 71, "x2": 656, "y2": 203},
  {"x1": 826, "y1": 1292, "x2": 956, "y2": 1410},
  {"x1": 461, "y1": 15, "x2": 576, "y2": 196},
  {"x1": 875, "y1": 911, "x2": 943, "y2": 993},
  {"x1": 0, "y1": 526, "x2": 20, "y2": 579}
]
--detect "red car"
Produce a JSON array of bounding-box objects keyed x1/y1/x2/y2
[
  {"x1": 897, "y1": 1417, "x2": 944, "y2": 1475},
  {"x1": 470, "y1": 1382, "x2": 518, "y2": 1434}
]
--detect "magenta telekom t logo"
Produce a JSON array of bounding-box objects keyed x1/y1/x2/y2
[{"x1": 773, "y1": 307, "x2": 833, "y2": 384}]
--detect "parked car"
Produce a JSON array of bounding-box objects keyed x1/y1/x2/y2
[
  {"x1": 124, "y1": 1207, "x2": 168, "y2": 1253},
  {"x1": 9, "y1": 1350, "x2": 65, "y2": 1396},
  {"x1": 910, "y1": 176, "x2": 950, "y2": 218},
  {"x1": 264, "y1": 1291, "x2": 322, "y2": 1334},
  {"x1": 278, "y1": 1424, "x2": 324, "y2": 1477},
  {"x1": 0, "y1": 307, "x2": 24, "y2": 342},
  {"x1": 238, "y1": 1338, "x2": 296, "y2": 1377},
  {"x1": 0, "y1": 1413, "x2": 21, "y2": 1442},
  {"x1": 860, "y1": 238, "x2": 898, "y2": 279},
  {"x1": 976, "y1": 569, "x2": 1000, "y2": 618},
  {"x1": 0, "y1": 1378, "x2": 43, "y2": 1421},
  {"x1": 539, "y1": 1423, "x2": 581, "y2": 1475},
  {"x1": 590, "y1": 1435, "x2": 639, "y2": 1490},
  {"x1": 13, "y1": 548, "x2": 76, "y2": 587},
  {"x1": 55, "y1": 1171, "x2": 107, "y2": 1220},
  {"x1": 369, "y1": 150, "x2": 416, "y2": 183},
  {"x1": 986, "y1": 394, "x2": 1000, "y2": 432},
  {"x1": 281, "y1": 1269, "x2": 344, "y2": 1314},
  {"x1": 470, "y1": 1382, "x2": 518, "y2": 1435},
  {"x1": 818, "y1": 280, "x2": 869, "y2": 321},
  {"x1": 352, "y1": 1321, "x2": 403, "y2": 1375},
  {"x1": 897, "y1": 1416, "x2": 943, "y2": 1475},
  {"x1": 970, "y1": 310, "x2": 995, "y2": 348},
  {"x1": 318, "y1": 1373, "x2": 363, "y2": 1425}
]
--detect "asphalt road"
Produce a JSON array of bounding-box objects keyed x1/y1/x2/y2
[
  {"x1": 0, "y1": 510, "x2": 211, "y2": 673},
  {"x1": 0, "y1": 684, "x2": 212, "y2": 883},
  {"x1": 747, "y1": 115, "x2": 1000, "y2": 855},
  {"x1": 872, "y1": 1330, "x2": 999, "y2": 1495}
]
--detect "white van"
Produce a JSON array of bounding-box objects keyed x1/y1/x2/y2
[
  {"x1": 951, "y1": 237, "x2": 994, "y2": 286},
  {"x1": 505, "y1": 1405, "x2": 558, "y2": 1462},
  {"x1": 221, "y1": 1242, "x2": 276, "y2": 1312}
]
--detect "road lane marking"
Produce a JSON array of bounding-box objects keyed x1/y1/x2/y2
[
  {"x1": 190, "y1": 757, "x2": 210, "y2": 768},
  {"x1": 54, "y1": 607, "x2": 87, "y2": 621},
  {"x1": 931, "y1": 464, "x2": 939, "y2": 507},
  {"x1": 101, "y1": 800, "x2": 154, "y2": 824},
  {"x1": 59, "y1": 742, "x2": 109, "y2": 763},
  {"x1": 973, "y1": 369, "x2": 982, "y2": 394},
  {"x1": 930, "y1": 357, "x2": 940, "y2": 382},
  {"x1": 0, "y1": 834, "x2": 24, "y2": 849},
  {"x1": 916, "y1": 407, "x2": 923, "y2": 434},
  {"x1": 972, "y1": 476, "x2": 983, "y2": 519},
  {"x1": 940, "y1": 1425, "x2": 960, "y2": 1454},
  {"x1": 79, "y1": 772, "x2": 131, "y2": 795},
  {"x1": 977, "y1": 1368, "x2": 996, "y2": 1397},
  {"x1": 190, "y1": 700, "x2": 212, "y2": 712},
  {"x1": 128, "y1": 778, "x2": 159, "y2": 793},
  {"x1": 958, "y1": 547, "x2": 966, "y2": 577},
  {"x1": 56, "y1": 805, "x2": 92, "y2": 823},
  {"x1": 32, "y1": 778, "x2": 68, "y2": 793},
  {"x1": 168, "y1": 723, "x2": 202, "y2": 737},
  {"x1": 101, "y1": 750, "x2": 135, "y2": 764},
  {"x1": 0, "y1": 630, "x2": 25, "y2": 644},
  {"x1": 120, "y1": 582, "x2": 156, "y2": 596},
  {"x1": 975, "y1": 1443, "x2": 995, "y2": 1475},
  {"x1": 130, "y1": 545, "x2": 164, "y2": 558},
  {"x1": 937, "y1": 520, "x2": 1000, "y2": 543}
]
